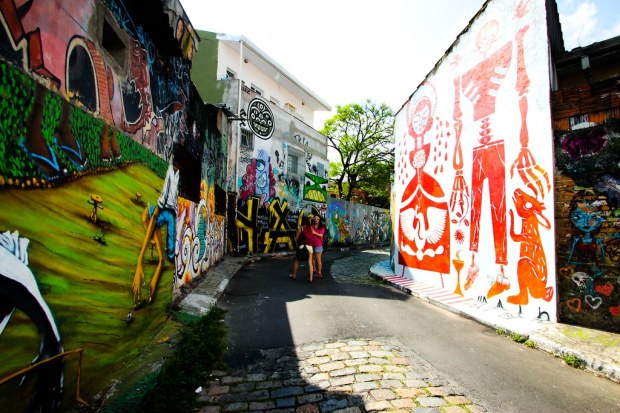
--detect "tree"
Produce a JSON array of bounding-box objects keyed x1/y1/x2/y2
[{"x1": 321, "y1": 100, "x2": 394, "y2": 205}]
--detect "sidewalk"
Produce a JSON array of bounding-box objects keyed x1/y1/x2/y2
[
  {"x1": 369, "y1": 260, "x2": 620, "y2": 384},
  {"x1": 178, "y1": 251, "x2": 620, "y2": 384}
]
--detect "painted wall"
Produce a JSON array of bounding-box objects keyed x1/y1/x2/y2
[
  {"x1": 393, "y1": 0, "x2": 557, "y2": 321},
  {"x1": 554, "y1": 122, "x2": 620, "y2": 333},
  {"x1": 326, "y1": 198, "x2": 391, "y2": 246},
  {"x1": 231, "y1": 91, "x2": 330, "y2": 255},
  {"x1": 0, "y1": 0, "x2": 223, "y2": 409}
]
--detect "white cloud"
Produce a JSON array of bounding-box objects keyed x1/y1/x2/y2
[{"x1": 560, "y1": 2, "x2": 598, "y2": 49}]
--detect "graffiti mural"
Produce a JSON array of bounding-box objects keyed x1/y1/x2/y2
[
  {"x1": 0, "y1": 0, "x2": 219, "y2": 409},
  {"x1": 327, "y1": 198, "x2": 391, "y2": 246},
  {"x1": 555, "y1": 126, "x2": 620, "y2": 333},
  {"x1": 393, "y1": 0, "x2": 556, "y2": 320}
]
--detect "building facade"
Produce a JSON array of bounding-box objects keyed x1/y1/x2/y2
[
  {"x1": 393, "y1": 0, "x2": 620, "y2": 334},
  {"x1": 192, "y1": 31, "x2": 333, "y2": 255}
]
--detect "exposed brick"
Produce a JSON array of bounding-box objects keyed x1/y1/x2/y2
[
  {"x1": 231, "y1": 383, "x2": 255, "y2": 392},
  {"x1": 351, "y1": 382, "x2": 378, "y2": 392},
  {"x1": 208, "y1": 385, "x2": 231, "y2": 396},
  {"x1": 382, "y1": 373, "x2": 405, "y2": 380},
  {"x1": 359, "y1": 365, "x2": 382, "y2": 373},
  {"x1": 331, "y1": 352, "x2": 351, "y2": 361},
  {"x1": 365, "y1": 400, "x2": 392, "y2": 411},
  {"x1": 379, "y1": 379, "x2": 403, "y2": 389},
  {"x1": 319, "y1": 398, "x2": 349, "y2": 413},
  {"x1": 198, "y1": 406, "x2": 221, "y2": 413},
  {"x1": 348, "y1": 351, "x2": 370, "y2": 359},
  {"x1": 222, "y1": 376, "x2": 244, "y2": 385},
  {"x1": 320, "y1": 362, "x2": 346, "y2": 372},
  {"x1": 316, "y1": 348, "x2": 340, "y2": 356},
  {"x1": 330, "y1": 375, "x2": 355, "y2": 387},
  {"x1": 326, "y1": 342, "x2": 346, "y2": 349},
  {"x1": 395, "y1": 388, "x2": 427, "y2": 398},
  {"x1": 403, "y1": 379, "x2": 427, "y2": 388},
  {"x1": 224, "y1": 402, "x2": 248, "y2": 411},
  {"x1": 368, "y1": 350, "x2": 393, "y2": 358},
  {"x1": 368, "y1": 357, "x2": 389, "y2": 365},
  {"x1": 417, "y1": 397, "x2": 447, "y2": 407},
  {"x1": 344, "y1": 359, "x2": 368, "y2": 367},
  {"x1": 275, "y1": 398, "x2": 296, "y2": 408},
  {"x1": 256, "y1": 380, "x2": 283, "y2": 389},
  {"x1": 271, "y1": 387, "x2": 304, "y2": 399},
  {"x1": 296, "y1": 404, "x2": 320, "y2": 413},
  {"x1": 330, "y1": 367, "x2": 357, "y2": 377},
  {"x1": 392, "y1": 358, "x2": 411, "y2": 365},
  {"x1": 426, "y1": 386, "x2": 447, "y2": 396},
  {"x1": 297, "y1": 393, "x2": 324, "y2": 404},
  {"x1": 443, "y1": 407, "x2": 468, "y2": 413},
  {"x1": 347, "y1": 340, "x2": 367, "y2": 346},
  {"x1": 307, "y1": 356, "x2": 331, "y2": 365},
  {"x1": 247, "y1": 374, "x2": 267, "y2": 382},
  {"x1": 342, "y1": 346, "x2": 364, "y2": 352},
  {"x1": 310, "y1": 372, "x2": 330, "y2": 382},
  {"x1": 391, "y1": 398, "x2": 415, "y2": 408},
  {"x1": 332, "y1": 407, "x2": 361, "y2": 413},
  {"x1": 445, "y1": 396, "x2": 471, "y2": 405},
  {"x1": 331, "y1": 385, "x2": 353, "y2": 393},
  {"x1": 355, "y1": 374, "x2": 381, "y2": 382},
  {"x1": 249, "y1": 401, "x2": 276, "y2": 410},
  {"x1": 370, "y1": 389, "x2": 397, "y2": 401}
]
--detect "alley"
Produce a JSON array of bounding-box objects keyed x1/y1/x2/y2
[{"x1": 207, "y1": 248, "x2": 620, "y2": 413}]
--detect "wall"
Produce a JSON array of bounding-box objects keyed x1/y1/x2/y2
[
  {"x1": 326, "y1": 198, "x2": 391, "y2": 246},
  {"x1": 393, "y1": 0, "x2": 557, "y2": 321},
  {"x1": 553, "y1": 114, "x2": 620, "y2": 333},
  {"x1": 230, "y1": 90, "x2": 330, "y2": 255},
  {"x1": 0, "y1": 0, "x2": 221, "y2": 409}
]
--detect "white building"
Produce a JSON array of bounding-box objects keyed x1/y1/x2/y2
[{"x1": 191, "y1": 31, "x2": 332, "y2": 254}]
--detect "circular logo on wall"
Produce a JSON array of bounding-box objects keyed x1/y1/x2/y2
[{"x1": 248, "y1": 98, "x2": 274, "y2": 139}]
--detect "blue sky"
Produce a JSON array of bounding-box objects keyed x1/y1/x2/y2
[{"x1": 179, "y1": 0, "x2": 620, "y2": 127}]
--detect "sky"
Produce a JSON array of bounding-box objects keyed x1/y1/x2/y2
[{"x1": 179, "y1": 0, "x2": 620, "y2": 128}]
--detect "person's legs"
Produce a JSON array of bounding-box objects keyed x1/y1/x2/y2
[
  {"x1": 290, "y1": 257, "x2": 300, "y2": 279},
  {"x1": 308, "y1": 252, "x2": 314, "y2": 282},
  {"x1": 314, "y1": 246, "x2": 323, "y2": 276}
]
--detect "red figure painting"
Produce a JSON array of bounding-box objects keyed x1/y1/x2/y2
[{"x1": 399, "y1": 83, "x2": 450, "y2": 274}]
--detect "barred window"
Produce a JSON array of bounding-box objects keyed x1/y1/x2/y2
[{"x1": 240, "y1": 128, "x2": 254, "y2": 150}]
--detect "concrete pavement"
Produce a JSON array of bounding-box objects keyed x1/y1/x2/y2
[{"x1": 180, "y1": 248, "x2": 620, "y2": 413}]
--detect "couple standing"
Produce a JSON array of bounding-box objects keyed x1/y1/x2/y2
[{"x1": 290, "y1": 214, "x2": 325, "y2": 282}]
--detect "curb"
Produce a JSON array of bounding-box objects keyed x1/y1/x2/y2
[{"x1": 369, "y1": 264, "x2": 620, "y2": 384}]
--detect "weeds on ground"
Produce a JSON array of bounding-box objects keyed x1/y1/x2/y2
[
  {"x1": 510, "y1": 332, "x2": 527, "y2": 343},
  {"x1": 105, "y1": 307, "x2": 227, "y2": 413},
  {"x1": 562, "y1": 353, "x2": 583, "y2": 369},
  {"x1": 524, "y1": 339, "x2": 536, "y2": 349}
]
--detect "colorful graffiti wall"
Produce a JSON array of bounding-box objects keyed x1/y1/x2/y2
[
  {"x1": 231, "y1": 92, "x2": 331, "y2": 254},
  {"x1": 0, "y1": 0, "x2": 225, "y2": 410},
  {"x1": 393, "y1": 0, "x2": 557, "y2": 321},
  {"x1": 327, "y1": 198, "x2": 391, "y2": 246},
  {"x1": 554, "y1": 124, "x2": 620, "y2": 333}
]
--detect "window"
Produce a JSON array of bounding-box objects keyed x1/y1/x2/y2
[
  {"x1": 101, "y1": 18, "x2": 126, "y2": 68},
  {"x1": 225, "y1": 68, "x2": 236, "y2": 79},
  {"x1": 270, "y1": 96, "x2": 280, "y2": 107},
  {"x1": 250, "y1": 83, "x2": 263, "y2": 96},
  {"x1": 240, "y1": 128, "x2": 254, "y2": 150},
  {"x1": 288, "y1": 154, "x2": 299, "y2": 176}
]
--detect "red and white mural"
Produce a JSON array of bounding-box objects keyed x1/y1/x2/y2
[{"x1": 394, "y1": 0, "x2": 556, "y2": 320}]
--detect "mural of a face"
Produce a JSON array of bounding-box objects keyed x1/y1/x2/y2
[{"x1": 248, "y1": 98, "x2": 274, "y2": 139}]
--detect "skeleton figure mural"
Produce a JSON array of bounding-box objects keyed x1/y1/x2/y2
[
  {"x1": 454, "y1": 0, "x2": 550, "y2": 298},
  {"x1": 398, "y1": 83, "x2": 450, "y2": 274}
]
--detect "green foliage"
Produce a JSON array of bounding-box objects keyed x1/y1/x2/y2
[
  {"x1": 510, "y1": 332, "x2": 527, "y2": 343},
  {"x1": 321, "y1": 100, "x2": 394, "y2": 205},
  {"x1": 496, "y1": 328, "x2": 507, "y2": 336},
  {"x1": 134, "y1": 307, "x2": 228, "y2": 413},
  {"x1": 524, "y1": 339, "x2": 536, "y2": 349},
  {"x1": 562, "y1": 353, "x2": 583, "y2": 369}
]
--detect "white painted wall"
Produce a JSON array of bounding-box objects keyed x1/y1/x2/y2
[{"x1": 393, "y1": 0, "x2": 556, "y2": 321}]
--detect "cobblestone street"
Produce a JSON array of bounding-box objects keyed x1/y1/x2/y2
[
  {"x1": 329, "y1": 248, "x2": 389, "y2": 285},
  {"x1": 197, "y1": 339, "x2": 486, "y2": 413}
]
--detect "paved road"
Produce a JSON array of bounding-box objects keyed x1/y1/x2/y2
[{"x1": 212, "y1": 248, "x2": 620, "y2": 413}]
